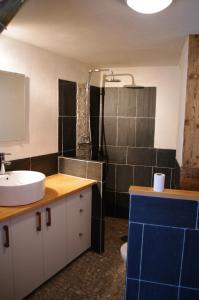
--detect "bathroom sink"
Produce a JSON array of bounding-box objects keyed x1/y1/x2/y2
[{"x1": 0, "y1": 171, "x2": 46, "y2": 206}]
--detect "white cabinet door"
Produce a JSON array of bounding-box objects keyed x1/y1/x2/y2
[
  {"x1": 43, "y1": 198, "x2": 67, "y2": 280},
  {"x1": 0, "y1": 220, "x2": 14, "y2": 300},
  {"x1": 11, "y1": 209, "x2": 44, "y2": 300},
  {"x1": 66, "y1": 188, "x2": 92, "y2": 263}
]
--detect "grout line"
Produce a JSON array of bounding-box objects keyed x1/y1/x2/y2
[
  {"x1": 195, "y1": 201, "x2": 199, "y2": 230},
  {"x1": 85, "y1": 161, "x2": 88, "y2": 178},
  {"x1": 127, "y1": 277, "x2": 199, "y2": 292},
  {"x1": 155, "y1": 149, "x2": 158, "y2": 166},
  {"x1": 170, "y1": 168, "x2": 173, "y2": 189},
  {"x1": 102, "y1": 115, "x2": 155, "y2": 119},
  {"x1": 129, "y1": 221, "x2": 194, "y2": 231},
  {"x1": 138, "y1": 224, "x2": 144, "y2": 300},
  {"x1": 177, "y1": 229, "x2": 186, "y2": 300},
  {"x1": 116, "y1": 88, "x2": 119, "y2": 147},
  {"x1": 151, "y1": 166, "x2": 154, "y2": 187}
]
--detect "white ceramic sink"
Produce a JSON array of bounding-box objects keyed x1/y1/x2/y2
[{"x1": 0, "y1": 171, "x2": 46, "y2": 206}]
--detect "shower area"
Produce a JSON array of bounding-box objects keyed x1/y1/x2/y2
[{"x1": 58, "y1": 69, "x2": 177, "y2": 253}]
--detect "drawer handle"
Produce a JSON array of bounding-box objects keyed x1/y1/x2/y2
[
  {"x1": 79, "y1": 233, "x2": 84, "y2": 237},
  {"x1": 80, "y1": 194, "x2": 83, "y2": 198},
  {"x1": 3, "y1": 225, "x2": 9, "y2": 248},
  {"x1": 36, "y1": 212, "x2": 42, "y2": 231},
  {"x1": 79, "y1": 208, "x2": 84, "y2": 213},
  {"x1": 46, "y1": 207, "x2": 51, "y2": 227}
]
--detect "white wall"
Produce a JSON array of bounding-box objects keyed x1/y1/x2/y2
[
  {"x1": 0, "y1": 35, "x2": 99, "y2": 160},
  {"x1": 102, "y1": 66, "x2": 180, "y2": 149},
  {"x1": 176, "y1": 38, "x2": 189, "y2": 166}
]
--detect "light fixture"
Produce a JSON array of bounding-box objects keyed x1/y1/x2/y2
[{"x1": 125, "y1": 0, "x2": 173, "y2": 14}]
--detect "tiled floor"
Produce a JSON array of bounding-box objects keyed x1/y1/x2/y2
[{"x1": 26, "y1": 217, "x2": 128, "y2": 300}]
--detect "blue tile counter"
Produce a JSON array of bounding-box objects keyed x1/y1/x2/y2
[{"x1": 126, "y1": 186, "x2": 199, "y2": 300}]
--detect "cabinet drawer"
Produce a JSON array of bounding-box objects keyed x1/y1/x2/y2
[
  {"x1": 65, "y1": 188, "x2": 92, "y2": 263},
  {"x1": 66, "y1": 188, "x2": 91, "y2": 227}
]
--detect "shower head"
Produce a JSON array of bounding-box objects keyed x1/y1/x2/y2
[
  {"x1": 105, "y1": 77, "x2": 121, "y2": 83},
  {"x1": 123, "y1": 85, "x2": 144, "y2": 89}
]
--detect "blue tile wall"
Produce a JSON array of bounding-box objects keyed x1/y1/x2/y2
[
  {"x1": 130, "y1": 195, "x2": 198, "y2": 229},
  {"x1": 140, "y1": 281, "x2": 178, "y2": 300},
  {"x1": 181, "y1": 230, "x2": 199, "y2": 289},
  {"x1": 126, "y1": 194, "x2": 199, "y2": 300},
  {"x1": 141, "y1": 225, "x2": 184, "y2": 285},
  {"x1": 127, "y1": 223, "x2": 143, "y2": 279},
  {"x1": 179, "y1": 287, "x2": 199, "y2": 300},
  {"x1": 126, "y1": 279, "x2": 139, "y2": 300}
]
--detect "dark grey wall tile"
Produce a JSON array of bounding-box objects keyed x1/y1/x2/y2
[
  {"x1": 91, "y1": 146, "x2": 99, "y2": 161},
  {"x1": 105, "y1": 146, "x2": 127, "y2": 164},
  {"x1": 140, "y1": 281, "x2": 178, "y2": 300},
  {"x1": 157, "y1": 149, "x2": 176, "y2": 168},
  {"x1": 103, "y1": 87, "x2": 118, "y2": 116},
  {"x1": 118, "y1": 118, "x2": 136, "y2": 147},
  {"x1": 31, "y1": 153, "x2": 58, "y2": 176},
  {"x1": 60, "y1": 80, "x2": 76, "y2": 116},
  {"x1": 136, "y1": 118, "x2": 155, "y2": 147},
  {"x1": 105, "y1": 163, "x2": 116, "y2": 191},
  {"x1": 91, "y1": 218, "x2": 104, "y2": 253},
  {"x1": 58, "y1": 117, "x2": 63, "y2": 155},
  {"x1": 116, "y1": 165, "x2": 133, "y2": 192},
  {"x1": 141, "y1": 225, "x2": 184, "y2": 285},
  {"x1": 91, "y1": 117, "x2": 99, "y2": 147},
  {"x1": 130, "y1": 195, "x2": 198, "y2": 229},
  {"x1": 172, "y1": 160, "x2": 180, "y2": 189},
  {"x1": 92, "y1": 183, "x2": 102, "y2": 219},
  {"x1": 62, "y1": 117, "x2": 76, "y2": 151},
  {"x1": 63, "y1": 150, "x2": 76, "y2": 157},
  {"x1": 90, "y1": 86, "x2": 100, "y2": 117},
  {"x1": 118, "y1": 88, "x2": 136, "y2": 117},
  {"x1": 127, "y1": 148, "x2": 156, "y2": 166},
  {"x1": 134, "y1": 166, "x2": 152, "y2": 187},
  {"x1": 181, "y1": 230, "x2": 199, "y2": 289},
  {"x1": 137, "y1": 87, "x2": 156, "y2": 117},
  {"x1": 127, "y1": 223, "x2": 143, "y2": 278},
  {"x1": 153, "y1": 167, "x2": 172, "y2": 188},
  {"x1": 58, "y1": 79, "x2": 63, "y2": 116},
  {"x1": 87, "y1": 161, "x2": 102, "y2": 181},
  {"x1": 104, "y1": 190, "x2": 116, "y2": 217},
  {"x1": 115, "y1": 193, "x2": 129, "y2": 218},
  {"x1": 103, "y1": 117, "x2": 117, "y2": 146},
  {"x1": 59, "y1": 157, "x2": 87, "y2": 178}
]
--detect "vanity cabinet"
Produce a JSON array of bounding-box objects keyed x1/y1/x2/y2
[
  {"x1": 0, "y1": 220, "x2": 14, "y2": 300},
  {"x1": 11, "y1": 209, "x2": 44, "y2": 300},
  {"x1": 42, "y1": 198, "x2": 67, "y2": 280},
  {"x1": 0, "y1": 186, "x2": 92, "y2": 300},
  {"x1": 66, "y1": 188, "x2": 91, "y2": 263}
]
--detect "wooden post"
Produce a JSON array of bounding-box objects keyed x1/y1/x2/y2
[{"x1": 180, "y1": 35, "x2": 199, "y2": 190}]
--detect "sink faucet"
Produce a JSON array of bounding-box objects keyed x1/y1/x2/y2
[{"x1": 0, "y1": 153, "x2": 11, "y2": 175}]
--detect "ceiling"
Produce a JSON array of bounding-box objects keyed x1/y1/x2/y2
[{"x1": 3, "y1": 0, "x2": 199, "y2": 67}]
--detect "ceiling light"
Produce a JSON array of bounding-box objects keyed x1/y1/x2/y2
[{"x1": 125, "y1": 0, "x2": 173, "y2": 14}]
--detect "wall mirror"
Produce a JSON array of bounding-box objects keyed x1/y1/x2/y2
[{"x1": 0, "y1": 70, "x2": 26, "y2": 141}]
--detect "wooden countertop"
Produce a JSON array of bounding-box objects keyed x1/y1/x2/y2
[
  {"x1": 129, "y1": 186, "x2": 199, "y2": 201},
  {"x1": 0, "y1": 174, "x2": 96, "y2": 222}
]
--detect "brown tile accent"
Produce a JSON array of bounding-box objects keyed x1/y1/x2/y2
[{"x1": 31, "y1": 153, "x2": 58, "y2": 176}]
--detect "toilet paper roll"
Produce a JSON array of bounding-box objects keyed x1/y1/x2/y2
[{"x1": 153, "y1": 173, "x2": 165, "y2": 192}]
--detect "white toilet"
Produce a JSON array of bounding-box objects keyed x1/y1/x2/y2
[{"x1": 120, "y1": 242, "x2": 128, "y2": 263}]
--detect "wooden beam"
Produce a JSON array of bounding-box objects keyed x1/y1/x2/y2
[{"x1": 180, "y1": 35, "x2": 199, "y2": 190}]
